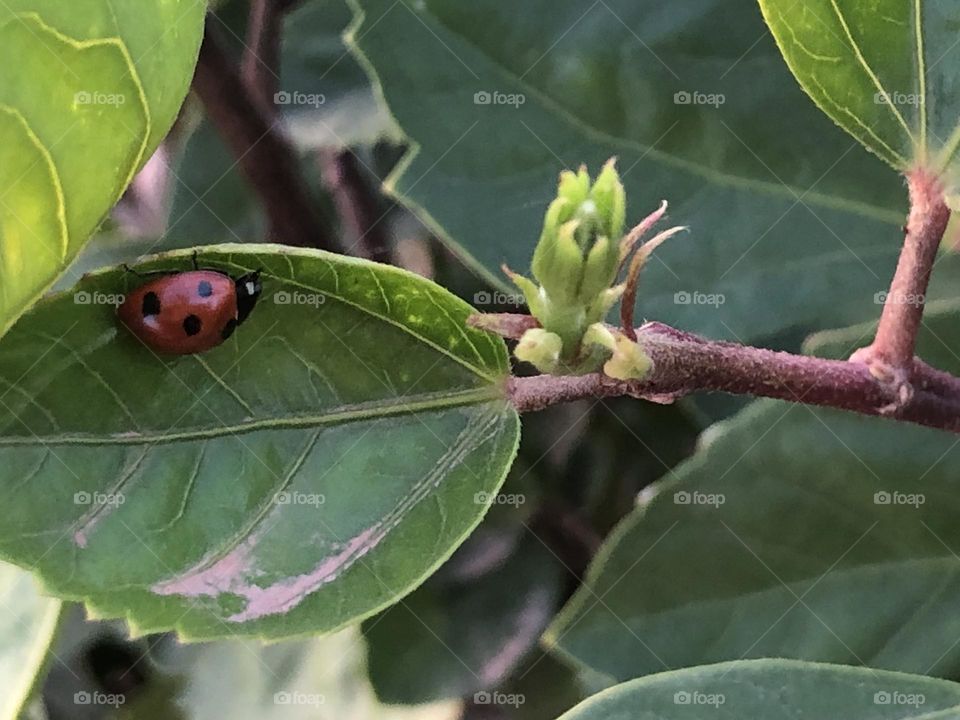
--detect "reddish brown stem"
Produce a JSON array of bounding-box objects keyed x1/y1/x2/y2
[
  {"x1": 484, "y1": 315, "x2": 960, "y2": 434},
  {"x1": 240, "y1": 0, "x2": 304, "y2": 112},
  {"x1": 318, "y1": 149, "x2": 392, "y2": 263},
  {"x1": 193, "y1": 19, "x2": 333, "y2": 250},
  {"x1": 853, "y1": 169, "x2": 951, "y2": 389}
]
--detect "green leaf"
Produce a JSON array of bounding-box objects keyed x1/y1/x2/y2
[
  {"x1": 503, "y1": 650, "x2": 587, "y2": 720},
  {"x1": 0, "y1": 562, "x2": 61, "y2": 720},
  {"x1": 0, "y1": 245, "x2": 519, "y2": 640},
  {"x1": 558, "y1": 660, "x2": 960, "y2": 719},
  {"x1": 804, "y1": 297, "x2": 960, "y2": 365},
  {"x1": 112, "y1": 627, "x2": 462, "y2": 719},
  {"x1": 345, "y1": 0, "x2": 960, "y2": 341},
  {"x1": 758, "y1": 0, "x2": 960, "y2": 178},
  {"x1": 548, "y1": 302, "x2": 960, "y2": 681},
  {"x1": 364, "y1": 530, "x2": 566, "y2": 703},
  {"x1": 280, "y1": 0, "x2": 400, "y2": 149},
  {"x1": 0, "y1": 1, "x2": 204, "y2": 337}
]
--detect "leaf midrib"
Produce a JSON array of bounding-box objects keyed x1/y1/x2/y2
[{"x1": 0, "y1": 386, "x2": 505, "y2": 446}]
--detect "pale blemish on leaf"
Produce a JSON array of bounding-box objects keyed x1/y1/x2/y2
[{"x1": 150, "y1": 404, "x2": 504, "y2": 623}]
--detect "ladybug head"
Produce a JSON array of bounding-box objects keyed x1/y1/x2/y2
[{"x1": 235, "y1": 271, "x2": 262, "y2": 325}]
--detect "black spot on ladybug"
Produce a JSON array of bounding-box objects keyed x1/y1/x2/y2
[
  {"x1": 142, "y1": 292, "x2": 161, "y2": 317},
  {"x1": 119, "y1": 269, "x2": 263, "y2": 355},
  {"x1": 183, "y1": 315, "x2": 203, "y2": 336},
  {"x1": 221, "y1": 318, "x2": 238, "y2": 340}
]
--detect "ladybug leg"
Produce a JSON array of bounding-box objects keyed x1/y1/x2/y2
[
  {"x1": 191, "y1": 250, "x2": 200, "y2": 271},
  {"x1": 121, "y1": 263, "x2": 154, "y2": 278},
  {"x1": 122, "y1": 264, "x2": 179, "y2": 278}
]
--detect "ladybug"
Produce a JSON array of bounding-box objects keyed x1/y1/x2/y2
[{"x1": 118, "y1": 262, "x2": 262, "y2": 355}]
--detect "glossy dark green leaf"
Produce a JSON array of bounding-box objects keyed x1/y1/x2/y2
[
  {"x1": 502, "y1": 650, "x2": 587, "y2": 720},
  {"x1": 804, "y1": 297, "x2": 960, "y2": 366},
  {"x1": 0, "y1": 245, "x2": 519, "y2": 640},
  {"x1": 549, "y1": 302, "x2": 960, "y2": 681},
  {"x1": 346, "y1": 0, "x2": 960, "y2": 340},
  {"x1": 559, "y1": 660, "x2": 960, "y2": 719},
  {"x1": 0, "y1": 0, "x2": 203, "y2": 337},
  {"x1": 365, "y1": 530, "x2": 566, "y2": 703},
  {"x1": 281, "y1": 0, "x2": 399, "y2": 150},
  {"x1": 759, "y1": 0, "x2": 960, "y2": 177}
]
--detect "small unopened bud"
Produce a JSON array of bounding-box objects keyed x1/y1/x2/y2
[
  {"x1": 508, "y1": 159, "x2": 628, "y2": 366},
  {"x1": 514, "y1": 328, "x2": 564, "y2": 374},
  {"x1": 603, "y1": 333, "x2": 652, "y2": 381}
]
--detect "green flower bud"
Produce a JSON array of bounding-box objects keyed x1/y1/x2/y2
[
  {"x1": 582, "y1": 322, "x2": 616, "y2": 353},
  {"x1": 575, "y1": 322, "x2": 618, "y2": 374},
  {"x1": 504, "y1": 158, "x2": 639, "y2": 376},
  {"x1": 519, "y1": 159, "x2": 627, "y2": 330},
  {"x1": 514, "y1": 328, "x2": 564, "y2": 374},
  {"x1": 603, "y1": 333, "x2": 652, "y2": 381},
  {"x1": 590, "y1": 158, "x2": 626, "y2": 241},
  {"x1": 585, "y1": 284, "x2": 626, "y2": 324},
  {"x1": 501, "y1": 265, "x2": 546, "y2": 319},
  {"x1": 580, "y1": 235, "x2": 618, "y2": 307},
  {"x1": 558, "y1": 166, "x2": 591, "y2": 206}
]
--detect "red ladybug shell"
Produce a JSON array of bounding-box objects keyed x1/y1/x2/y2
[{"x1": 118, "y1": 271, "x2": 240, "y2": 355}]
